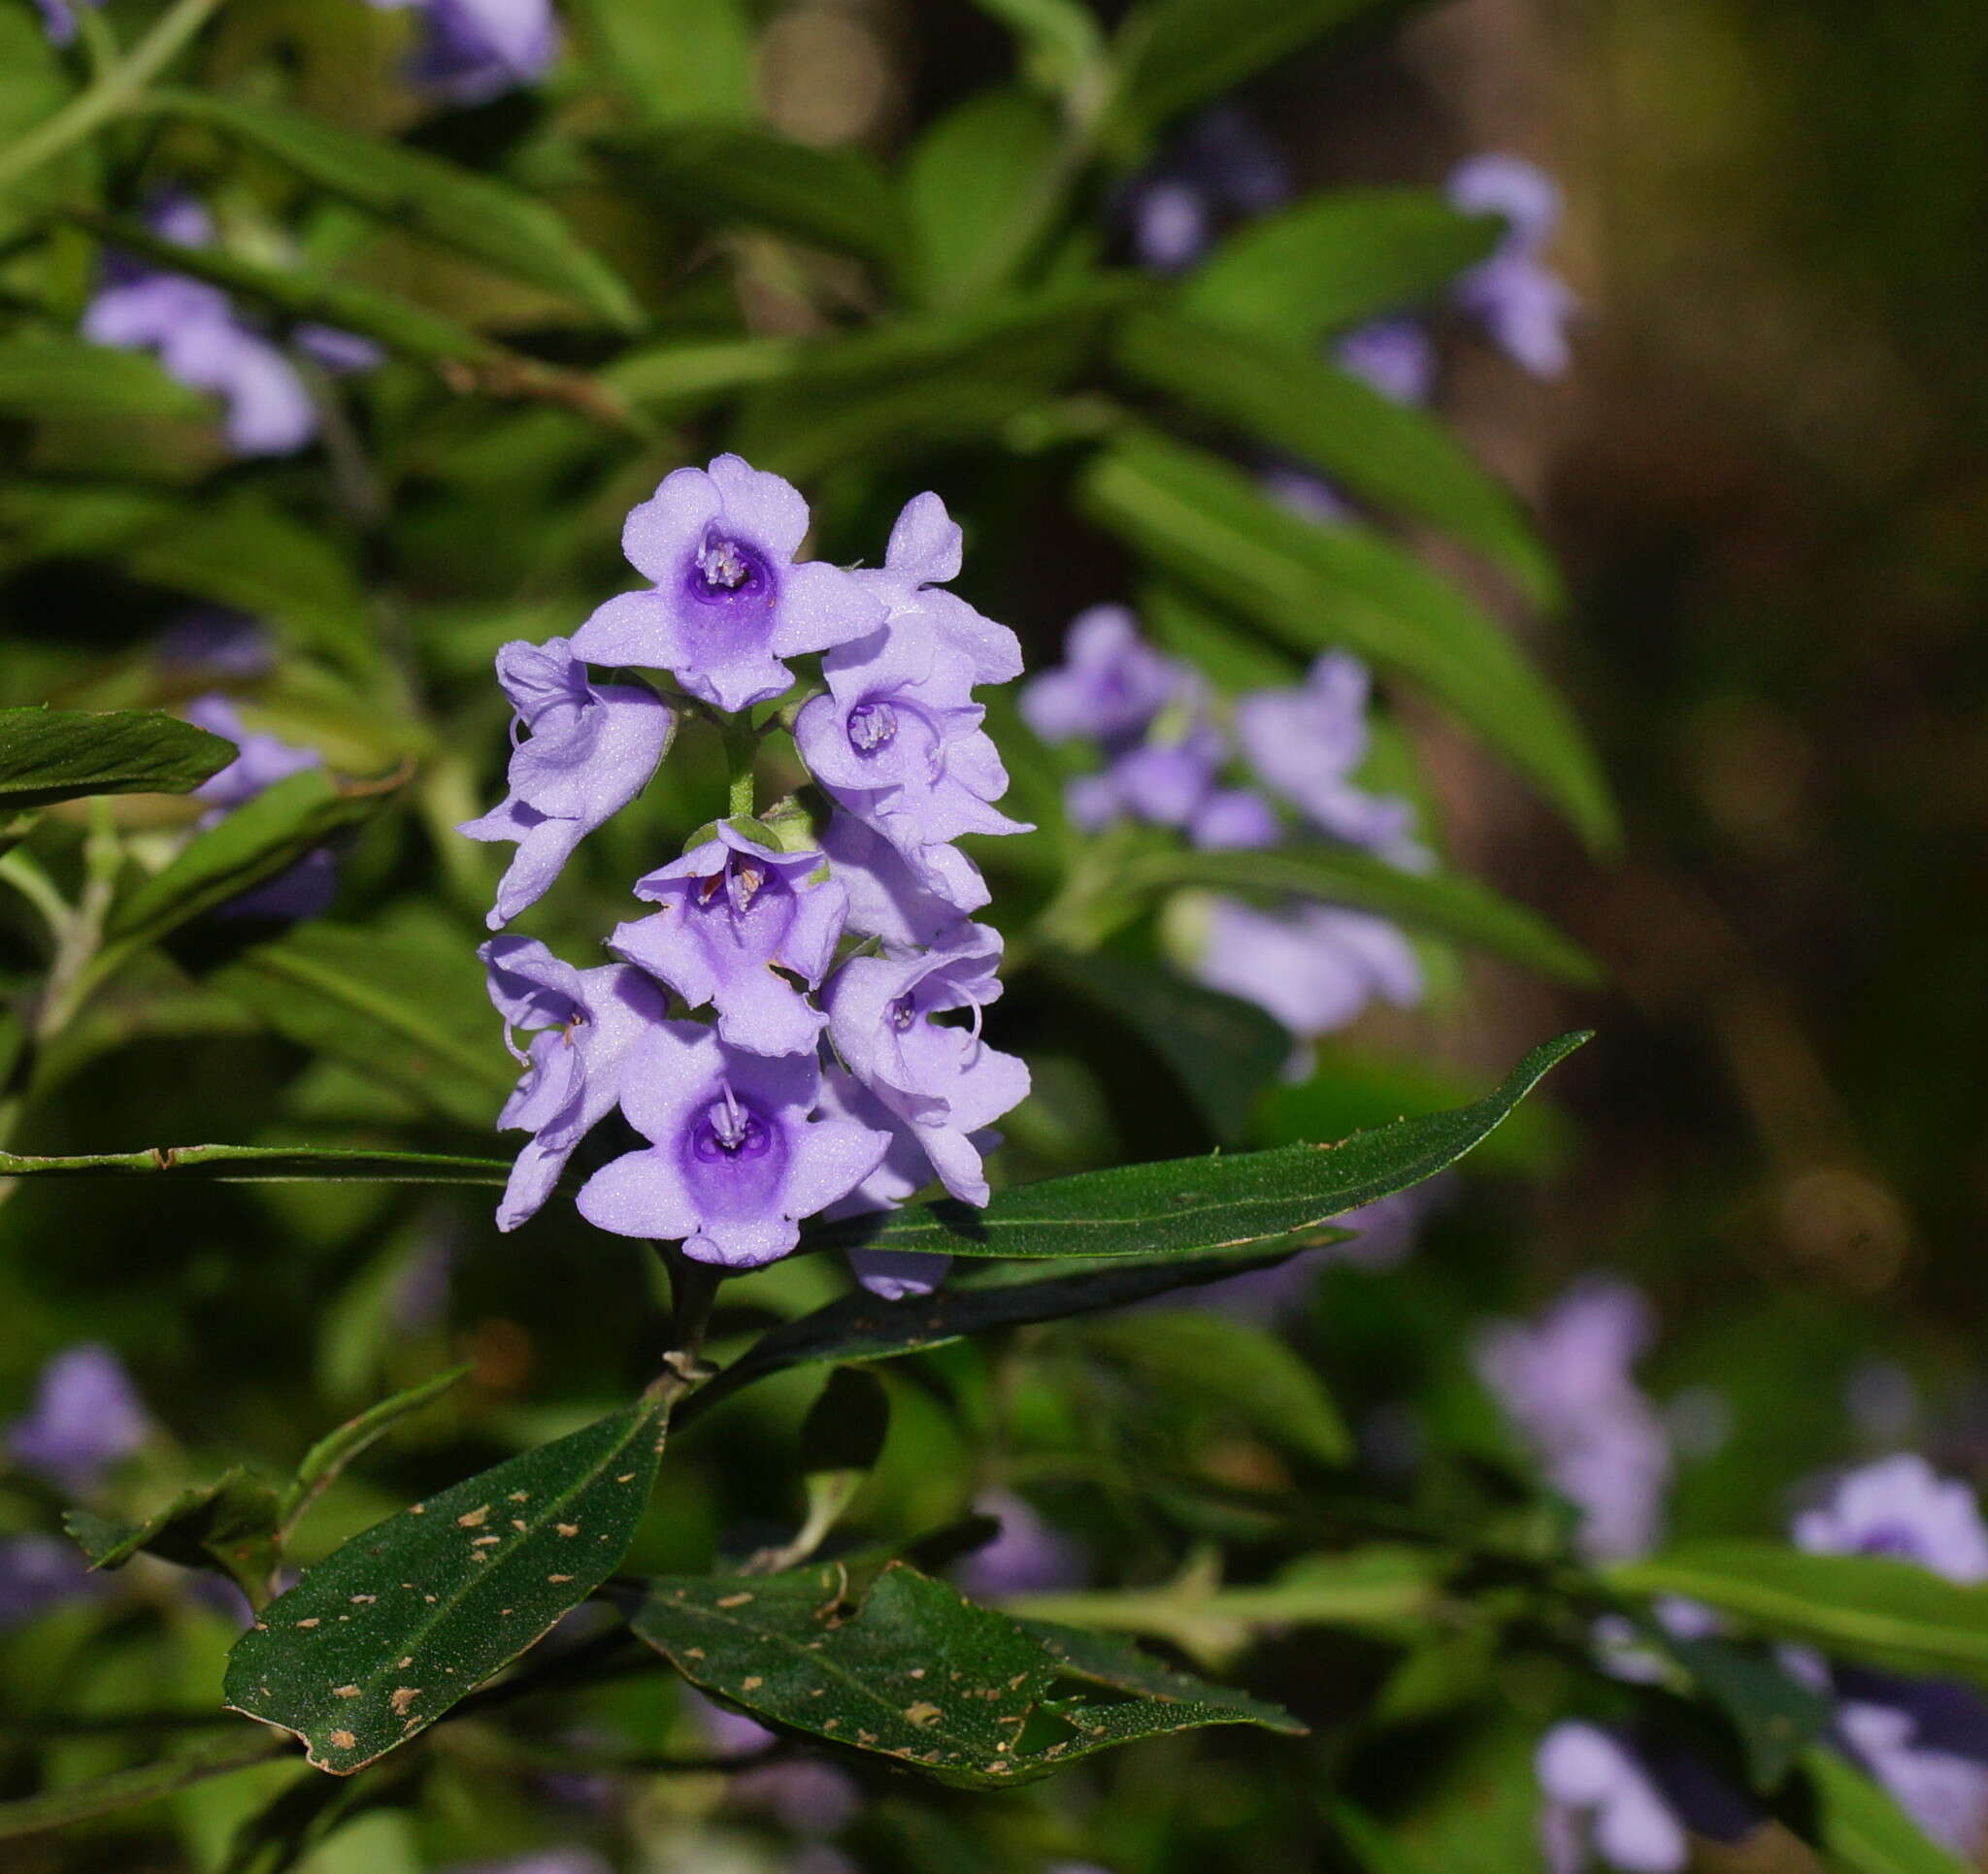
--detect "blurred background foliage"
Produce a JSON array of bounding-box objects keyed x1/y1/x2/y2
[{"x1": 2, "y1": 0, "x2": 1986, "y2": 1869}]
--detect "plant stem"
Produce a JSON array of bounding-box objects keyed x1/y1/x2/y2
[
  {"x1": 0, "y1": 849, "x2": 71, "y2": 941},
  {"x1": 721, "y1": 719, "x2": 758, "y2": 819},
  {"x1": 0, "y1": 1729, "x2": 286, "y2": 1842},
  {"x1": 0, "y1": 0, "x2": 233, "y2": 194}
]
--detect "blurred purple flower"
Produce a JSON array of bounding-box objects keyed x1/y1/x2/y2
[
  {"x1": 611, "y1": 824, "x2": 845, "y2": 1058},
  {"x1": 956, "y1": 1490, "x2": 1088, "y2": 1598},
  {"x1": 481, "y1": 937, "x2": 670, "y2": 1232},
  {"x1": 1188, "y1": 787, "x2": 1280, "y2": 851},
  {"x1": 368, "y1": 0, "x2": 559, "y2": 104},
  {"x1": 1189, "y1": 898, "x2": 1422, "y2": 1051},
  {"x1": 823, "y1": 921, "x2": 1028, "y2": 1208},
  {"x1": 33, "y1": 0, "x2": 98, "y2": 46},
  {"x1": 1537, "y1": 1724, "x2": 1686, "y2": 1874},
  {"x1": 1019, "y1": 607, "x2": 1184, "y2": 752},
  {"x1": 183, "y1": 694, "x2": 337, "y2": 921},
  {"x1": 1122, "y1": 108, "x2": 1290, "y2": 273},
  {"x1": 0, "y1": 1534, "x2": 101, "y2": 1629},
  {"x1": 1196, "y1": 1187, "x2": 1435, "y2": 1321},
  {"x1": 459, "y1": 637, "x2": 675, "y2": 929},
  {"x1": 1336, "y1": 318, "x2": 1438, "y2": 406},
  {"x1": 1474, "y1": 1277, "x2": 1672, "y2": 1563},
  {"x1": 1448, "y1": 152, "x2": 1577, "y2": 378},
  {"x1": 1795, "y1": 1454, "x2": 1988, "y2": 1582},
  {"x1": 8, "y1": 1344, "x2": 147, "y2": 1493},
  {"x1": 155, "y1": 609, "x2": 273, "y2": 678},
  {"x1": 683, "y1": 1688, "x2": 862, "y2": 1835},
  {"x1": 577, "y1": 1024, "x2": 887, "y2": 1268},
  {"x1": 572, "y1": 454, "x2": 883, "y2": 714}
]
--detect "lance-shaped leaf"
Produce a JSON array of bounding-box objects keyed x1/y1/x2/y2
[
  {"x1": 96, "y1": 768, "x2": 401, "y2": 967},
  {"x1": 631, "y1": 1561, "x2": 1301, "y2": 1789},
  {"x1": 967, "y1": 0, "x2": 1106, "y2": 96},
  {"x1": 141, "y1": 91, "x2": 642, "y2": 331},
  {"x1": 905, "y1": 86, "x2": 1068, "y2": 307},
  {"x1": 1118, "y1": 844, "x2": 1600, "y2": 986},
  {"x1": 1178, "y1": 188, "x2": 1501, "y2": 347},
  {"x1": 0, "y1": 707, "x2": 233, "y2": 809},
  {"x1": 803, "y1": 1032, "x2": 1589, "y2": 1265},
  {"x1": 66, "y1": 1469, "x2": 283, "y2": 1608},
  {"x1": 0, "y1": 334, "x2": 209, "y2": 423},
  {"x1": 1790, "y1": 1746, "x2": 1974, "y2": 1874},
  {"x1": 1611, "y1": 1542, "x2": 1988, "y2": 1690},
  {"x1": 570, "y1": 0, "x2": 753, "y2": 126},
  {"x1": 278, "y1": 1364, "x2": 473, "y2": 1540},
  {"x1": 679, "y1": 1247, "x2": 1311, "y2": 1427},
  {"x1": 1079, "y1": 432, "x2": 1617, "y2": 851},
  {"x1": 1114, "y1": 309, "x2": 1559, "y2": 608},
  {"x1": 207, "y1": 921, "x2": 516, "y2": 1130},
  {"x1": 225, "y1": 1399, "x2": 669, "y2": 1774},
  {"x1": 0, "y1": 1143, "x2": 512, "y2": 1184}
]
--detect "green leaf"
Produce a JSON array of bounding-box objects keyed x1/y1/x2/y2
[
  {"x1": 144, "y1": 89, "x2": 642, "y2": 331},
  {"x1": 0, "y1": 1143, "x2": 512, "y2": 1184},
  {"x1": 679, "y1": 1247, "x2": 1309, "y2": 1428},
  {"x1": 67, "y1": 1469, "x2": 283, "y2": 1607},
  {"x1": 572, "y1": 0, "x2": 753, "y2": 125},
  {"x1": 0, "y1": 707, "x2": 233, "y2": 809},
  {"x1": 1080, "y1": 1309, "x2": 1353, "y2": 1464},
  {"x1": 279, "y1": 1365, "x2": 474, "y2": 1537},
  {"x1": 803, "y1": 1032, "x2": 1587, "y2": 1263},
  {"x1": 1611, "y1": 1542, "x2": 1988, "y2": 1689},
  {"x1": 121, "y1": 494, "x2": 378, "y2": 676},
  {"x1": 0, "y1": 333, "x2": 208, "y2": 422},
  {"x1": 1078, "y1": 431, "x2": 1618, "y2": 850},
  {"x1": 966, "y1": 0, "x2": 1106, "y2": 96},
  {"x1": 1793, "y1": 1747, "x2": 1975, "y2": 1874},
  {"x1": 1178, "y1": 188, "x2": 1502, "y2": 347},
  {"x1": 98, "y1": 771, "x2": 395, "y2": 963},
  {"x1": 206, "y1": 920, "x2": 516, "y2": 1131},
  {"x1": 1108, "y1": 0, "x2": 1414, "y2": 147},
  {"x1": 0, "y1": 1731, "x2": 288, "y2": 1845},
  {"x1": 602, "y1": 334, "x2": 800, "y2": 416},
  {"x1": 59, "y1": 207, "x2": 491, "y2": 369},
  {"x1": 728, "y1": 279, "x2": 1140, "y2": 481},
  {"x1": 1122, "y1": 844, "x2": 1601, "y2": 985},
  {"x1": 601, "y1": 123, "x2": 909, "y2": 274},
  {"x1": 1043, "y1": 949, "x2": 1289, "y2": 1142},
  {"x1": 1115, "y1": 309, "x2": 1559, "y2": 608},
  {"x1": 906, "y1": 86, "x2": 1069, "y2": 307},
  {"x1": 631, "y1": 1561, "x2": 1301, "y2": 1789},
  {"x1": 1668, "y1": 1636, "x2": 1832, "y2": 1790},
  {"x1": 225, "y1": 1399, "x2": 669, "y2": 1773}
]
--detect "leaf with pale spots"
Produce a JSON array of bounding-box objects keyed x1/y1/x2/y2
[
  {"x1": 224, "y1": 1399, "x2": 667, "y2": 1773},
  {"x1": 629, "y1": 1561, "x2": 1303, "y2": 1790}
]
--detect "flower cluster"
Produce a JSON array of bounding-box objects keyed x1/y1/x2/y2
[
  {"x1": 363, "y1": 0, "x2": 560, "y2": 105},
  {"x1": 82, "y1": 199, "x2": 380, "y2": 458},
  {"x1": 1020, "y1": 608, "x2": 1422, "y2": 1062},
  {"x1": 463, "y1": 457, "x2": 1031, "y2": 1280}
]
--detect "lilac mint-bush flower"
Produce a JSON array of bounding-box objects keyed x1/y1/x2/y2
[
  {"x1": 1122, "y1": 107, "x2": 1290, "y2": 274},
  {"x1": 572, "y1": 454, "x2": 884, "y2": 714},
  {"x1": 820, "y1": 807, "x2": 989, "y2": 948},
  {"x1": 182, "y1": 694, "x2": 339, "y2": 920},
  {"x1": 823, "y1": 921, "x2": 1030, "y2": 1208},
  {"x1": 1794, "y1": 1454, "x2": 1988, "y2": 1581},
  {"x1": 1448, "y1": 151, "x2": 1577, "y2": 380},
  {"x1": 367, "y1": 0, "x2": 560, "y2": 104},
  {"x1": 482, "y1": 937, "x2": 670, "y2": 1232},
  {"x1": 1474, "y1": 1277, "x2": 1673, "y2": 1563},
  {"x1": 577, "y1": 1023, "x2": 888, "y2": 1268},
  {"x1": 1536, "y1": 1724, "x2": 1686, "y2": 1874},
  {"x1": 458, "y1": 637, "x2": 675, "y2": 929},
  {"x1": 8, "y1": 1344, "x2": 148, "y2": 1492},
  {"x1": 956, "y1": 1489, "x2": 1089, "y2": 1599},
  {"x1": 1189, "y1": 899, "x2": 1422, "y2": 1054},
  {"x1": 1336, "y1": 318, "x2": 1439, "y2": 407},
  {"x1": 32, "y1": 0, "x2": 99, "y2": 48},
  {"x1": 1018, "y1": 606, "x2": 1182, "y2": 752},
  {"x1": 855, "y1": 492, "x2": 1023, "y2": 688},
  {"x1": 0, "y1": 1534, "x2": 102, "y2": 1630},
  {"x1": 610, "y1": 823, "x2": 846, "y2": 1058}
]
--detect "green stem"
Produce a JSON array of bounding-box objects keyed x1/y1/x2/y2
[
  {"x1": 0, "y1": 849, "x2": 70, "y2": 941},
  {"x1": 0, "y1": 1729, "x2": 286, "y2": 1842},
  {"x1": 721, "y1": 720, "x2": 758, "y2": 819},
  {"x1": 0, "y1": 0, "x2": 232, "y2": 195}
]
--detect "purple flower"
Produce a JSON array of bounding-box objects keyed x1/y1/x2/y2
[
  {"x1": 0, "y1": 1534, "x2": 101, "y2": 1630},
  {"x1": 577, "y1": 1024, "x2": 888, "y2": 1268},
  {"x1": 1448, "y1": 152, "x2": 1577, "y2": 378},
  {"x1": 182, "y1": 695, "x2": 338, "y2": 921},
  {"x1": 1189, "y1": 899, "x2": 1422, "y2": 1050},
  {"x1": 1796, "y1": 1455, "x2": 1988, "y2": 1582},
  {"x1": 155, "y1": 609, "x2": 273, "y2": 677},
  {"x1": 294, "y1": 323, "x2": 384, "y2": 374},
  {"x1": 820, "y1": 808, "x2": 987, "y2": 950},
  {"x1": 1189, "y1": 787, "x2": 1280, "y2": 851},
  {"x1": 609, "y1": 824, "x2": 845, "y2": 1057},
  {"x1": 8, "y1": 1344, "x2": 148, "y2": 1492},
  {"x1": 687, "y1": 1693, "x2": 862, "y2": 1836},
  {"x1": 458, "y1": 637, "x2": 675, "y2": 930},
  {"x1": 482, "y1": 937, "x2": 669, "y2": 1232},
  {"x1": 854, "y1": 492, "x2": 1023, "y2": 688},
  {"x1": 1836, "y1": 1693, "x2": 1988, "y2": 1858},
  {"x1": 1474, "y1": 1278, "x2": 1672, "y2": 1563},
  {"x1": 1234, "y1": 653, "x2": 1421, "y2": 860},
  {"x1": 1336, "y1": 318, "x2": 1438, "y2": 406},
  {"x1": 33, "y1": 0, "x2": 99, "y2": 48},
  {"x1": 1101, "y1": 720, "x2": 1225, "y2": 831},
  {"x1": 1018, "y1": 607, "x2": 1184, "y2": 751},
  {"x1": 813, "y1": 1069, "x2": 962, "y2": 1298},
  {"x1": 571, "y1": 454, "x2": 884, "y2": 714},
  {"x1": 956, "y1": 1490, "x2": 1088, "y2": 1598},
  {"x1": 1131, "y1": 181, "x2": 1210, "y2": 273},
  {"x1": 823, "y1": 922, "x2": 1029, "y2": 1208},
  {"x1": 368, "y1": 0, "x2": 560, "y2": 104},
  {"x1": 1122, "y1": 108, "x2": 1290, "y2": 273},
  {"x1": 1537, "y1": 1725, "x2": 1687, "y2": 1874},
  {"x1": 793, "y1": 623, "x2": 1027, "y2": 861}
]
